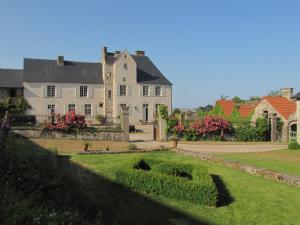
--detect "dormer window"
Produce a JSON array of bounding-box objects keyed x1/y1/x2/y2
[{"x1": 80, "y1": 86, "x2": 88, "y2": 97}]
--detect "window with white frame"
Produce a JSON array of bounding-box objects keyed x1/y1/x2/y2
[
  {"x1": 47, "y1": 85, "x2": 55, "y2": 97},
  {"x1": 47, "y1": 104, "x2": 55, "y2": 114},
  {"x1": 143, "y1": 85, "x2": 149, "y2": 96},
  {"x1": 155, "y1": 86, "x2": 162, "y2": 96},
  {"x1": 68, "y1": 104, "x2": 76, "y2": 112},
  {"x1": 84, "y1": 104, "x2": 91, "y2": 116},
  {"x1": 120, "y1": 85, "x2": 126, "y2": 96},
  {"x1": 80, "y1": 86, "x2": 88, "y2": 97}
]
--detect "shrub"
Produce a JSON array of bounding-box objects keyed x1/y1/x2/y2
[
  {"x1": 116, "y1": 159, "x2": 217, "y2": 206},
  {"x1": 95, "y1": 114, "x2": 106, "y2": 124},
  {"x1": 288, "y1": 141, "x2": 300, "y2": 150},
  {"x1": 127, "y1": 143, "x2": 138, "y2": 151}
]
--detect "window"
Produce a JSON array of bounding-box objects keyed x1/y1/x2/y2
[
  {"x1": 108, "y1": 90, "x2": 112, "y2": 98},
  {"x1": 122, "y1": 77, "x2": 126, "y2": 82},
  {"x1": 47, "y1": 85, "x2": 55, "y2": 97},
  {"x1": 143, "y1": 85, "x2": 149, "y2": 96},
  {"x1": 80, "y1": 86, "x2": 88, "y2": 97},
  {"x1": 155, "y1": 86, "x2": 162, "y2": 96},
  {"x1": 120, "y1": 85, "x2": 126, "y2": 96},
  {"x1": 68, "y1": 104, "x2": 76, "y2": 112},
  {"x1": 120, "y1": 104, "x2": 126, "y2": 112},
  {"x1": 48, "y1": 104, "x2": 55, "y2": 114},
  {"x1": 10, "y1": 89, "x2": 16, "y2": 97},
  {"x1": 84, "y1": 104, "x2": 91, "y2": 116},
  {"x1": 99, "y1": 103, "x2": 103, "y2": 108},
  {"x1": 124, "y1": 63, "x2": 128, "y2": 69}
]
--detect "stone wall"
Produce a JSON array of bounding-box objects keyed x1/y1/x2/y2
[{"x1": 12, "y1": 128, "x2": 129, "y2": 142}]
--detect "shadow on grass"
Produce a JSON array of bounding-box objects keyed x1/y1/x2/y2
[
  {"x1": 211, "y1": 174, "x2": 234, "y2": 207},
  {"x1": 0, "y1": 133, "x2": 212, "y2": 225}
]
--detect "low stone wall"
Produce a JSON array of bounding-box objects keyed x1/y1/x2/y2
[
  {"x1": 12, "y1": 128, "x2": 129, "y2": 142},
  {"x1": 176, "y1": 149, "x2": 300, "y2": 188}
]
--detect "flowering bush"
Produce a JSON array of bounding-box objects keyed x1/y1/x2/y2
[{"x1": 43, "y1": 111, "x2": 87, "y2": 132}]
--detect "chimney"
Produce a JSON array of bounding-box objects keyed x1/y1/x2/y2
[
  {"x1": 114, "y1": 51, "x2": 121, "y2": 57},
  {"x1": 101, "y1": 46, "x2": 108, "y2": 63},
  {"x1": 57, "y1": 56, "x2": 64, "y2": 66},
  {"x1": 135, "y1": 50, "x2": 145, "y2": 57},
  {"x1": 280, "y1": 88, "x2": 294, "y2": 100}
]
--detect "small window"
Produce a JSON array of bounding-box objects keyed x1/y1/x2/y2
[
  {"x1": 47, "y1": 85, "x2": 55, "y2": 97},
  {"x1": 80, "y1": 86, "x2": 88, "y2": 97},
  {"x1": 120, "y1": 85, "x2": 127, "y2": 96},
  {"x1": 122, "y1": 77, "x2": 127, "y2": 82},
  {"x1": 108, "y1": 90, "x2": 112, "y2": 98},
  {"x1": 68, "y1": 104, "x2": 76, "y2": 112},
  {"x1": 10, "y1": 89, "x2": 16, "y2": 97},
  {"x1": 84, "y1": 104, "x2": 92, "y2": 116},
  {"x1": 120, "y1": 104, "x2": 126, "y2": 112},
  {"x1": 48, "y1": 104, "x2": 55, "y2": 114},
  {"x1": 99, "y1": 103, "x2": 104, "y2": 108},
  {"x1": 124, "y1": 63, "x2": 128, "y2": 70},
  {"x1": 155, "y1": 86, "x2": 162, "y2": 96},
  {"x1": 143, "y1": 85, "x2": 149, "y2": 96}
]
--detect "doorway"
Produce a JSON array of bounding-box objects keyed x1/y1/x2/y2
[{"x1": 143, "y1": 104, "x2": 149, "y2": 122}]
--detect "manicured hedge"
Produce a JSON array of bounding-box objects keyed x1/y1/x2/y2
[
  {"x1": 288, "y1": 141, "x2": 300, "y2": 150},
  {"x1": 116, "y1": 159, "x2": 217, "y2": 206}
]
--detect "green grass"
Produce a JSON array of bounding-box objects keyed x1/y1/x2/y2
[
  {"x1": 215, "y1": 149, "x2": 300, "y2": 177},
  {"x1": 71, "y1": 151, "x2": 300, "y2": 225}
]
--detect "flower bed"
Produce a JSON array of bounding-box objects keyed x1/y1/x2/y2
[{"x1": 116, "y1": 159, "x2": 218, "y2": 206}]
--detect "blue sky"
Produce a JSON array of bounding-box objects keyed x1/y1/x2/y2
[{"x1": 1, "y1": 0, "x2": 300, "y2": 108}]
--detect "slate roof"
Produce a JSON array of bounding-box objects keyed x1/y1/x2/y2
[
  {"x1": 0, "y1": 69, "x2": 23, "y2": 88},
  {"x1": 292, "y1": 92, "x2": 300, "y2": 100},
  {"x1": 23, "y1": 58, "x2": 103, "y2": 84},
  {"x1": 216, "y1": 100, "x2": 255, "y2": 117},
  {"x1": 131, "y1": 55, "x2": 172, "y2": 85}
]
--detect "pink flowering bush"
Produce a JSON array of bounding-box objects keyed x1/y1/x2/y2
[
  {"x1": 169, "y1": 115, "x2": 231, "y2": 141},
  {"x1": 43, "y1": 111, "x2": 87, "y2": 132}
]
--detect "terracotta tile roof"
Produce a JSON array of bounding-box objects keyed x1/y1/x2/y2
[
  {"x1": 262, "y1": 96, "x2": 296, "y2": 119},
  {"x1": 216, "y1": 100, "x2": 254, "y2": 117}
]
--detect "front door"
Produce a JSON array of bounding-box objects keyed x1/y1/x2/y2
[{"x1": 143, "y1": 104, "x2": 149, "y2": 122}]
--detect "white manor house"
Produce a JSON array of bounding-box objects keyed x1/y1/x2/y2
[{"x1": 0, "y1": 47, "x2": 173, "y2": 124}]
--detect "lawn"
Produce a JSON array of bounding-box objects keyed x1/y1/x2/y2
[
  {"x1": 30, "y1": 138, "x2": 129, "y2": 153},
  {"x1": 215, "y1": 149, "x2": 300, "y2": 177},
  {"x1": 70, "y1": 151, "x2": 300, "y2": 225},
  {"x1": 2, "y1": 135, "x2": 300, "y2": 225}
]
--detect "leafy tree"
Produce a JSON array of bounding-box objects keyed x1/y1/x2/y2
[
  {"x1": 208, "y1": 104, "x2": 225, "y2": 116},
  {"x1": 220, "y1": 94, "x2": 229, "y2": 100},
  {"x1": 232, "y1": 96, "x2": 245, "y2": 104},
  {"x1": 0, "y1": 97, "x2": 31, "y2": 117},
  {"x1": 268, "y1": 90, "x2": 281, "y2": 96},
  {"x1": 172, "y1": 108, "x2": 181, "y2": 115}
]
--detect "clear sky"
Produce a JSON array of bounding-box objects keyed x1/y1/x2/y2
[{"x1": 1, "y1": 0, "x2": 300, "y2": 108}]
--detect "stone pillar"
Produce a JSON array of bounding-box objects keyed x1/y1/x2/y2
[
  {"x1": 270, "y1": 114, "x2": 277, "y2": 142},
  {"x1": 159, "y1": 117, "x2": 167, "y2": 142},
  {"x1": 120, "y1": 107, "x2": 129, "y2": 132},
  {"x1": 297, "y1": 101, "x2": 300, "y2": 144}
]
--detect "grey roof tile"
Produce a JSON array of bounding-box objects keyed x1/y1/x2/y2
[
  {"x1": 292, "y1": 92, "x2": 300, "y2": 100},
  {"x1": 23, "y1": 58, "x2": 103, "y2": 84},
  {"x1": 131, "y1": 55, "x2": 172, "y2": 85},
  {"x1": 0, "y1": 69, "x2": 23, "y2": 88}
]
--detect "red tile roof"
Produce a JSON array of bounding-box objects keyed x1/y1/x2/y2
[
  {"x1": 216, "y1": 100, "x2": 254, "y2": 117},
  {"x1": 262, "y1": 96, "x2": 296, "y2": 119}
]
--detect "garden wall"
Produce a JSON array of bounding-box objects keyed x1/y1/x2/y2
[{"x1": 12, "y1": 128, "x2": 129, "y2": 142}]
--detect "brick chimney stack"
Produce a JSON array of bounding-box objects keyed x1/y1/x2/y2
[
  {"x1": 57, "y1": 56, "x2": 64, "y2": 66},
  {"x1": 135, "y1": 50, "x2": 145, "y2": 57},
  {"x1": 101, "y1": 46, "x2": 108, "y2": 63}
]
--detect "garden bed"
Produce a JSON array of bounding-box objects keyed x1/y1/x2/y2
[{"x1": 116, "y1": 159, "x2": 218, "y2": 206}]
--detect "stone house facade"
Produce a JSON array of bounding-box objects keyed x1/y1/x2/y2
[
  {"x1": 216, "y1": 88, "x2": 300, "y2": 143},
  {"x1": 0, "y1": 47, "x2": 172, "y2": 124}
]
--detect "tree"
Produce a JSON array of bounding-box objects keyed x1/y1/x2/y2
[
  {"x1": 220, "y1": 94, "x2": 229, "y2": 100},
  {"x1": 172, "y1": 108, "x2": 181, "y2": 115},
  {"x1": 268, "y1": 90, "x2": 281, "y2": 96},
  {"x1": 232, "y1": 96, "x2": 245, "y2": 104}
]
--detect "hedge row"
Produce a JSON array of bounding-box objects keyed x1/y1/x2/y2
[{"x1": 116, "y1": 159, "x2": 217, "y2": 206}]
